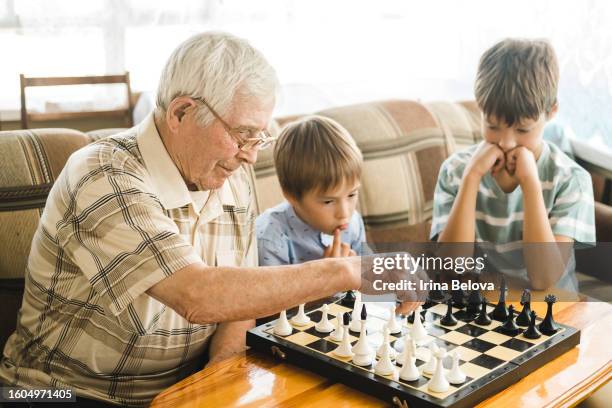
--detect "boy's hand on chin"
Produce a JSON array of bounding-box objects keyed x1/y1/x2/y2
[
  {"x1": 507, "y1": 146, "x2": 539, "y2": 185},
  {"x1": 466, "y1": 142, "x2": 506, "y2": 179},
  {"x1": 323, "y1": 228, "x2": 356, "y2": 258}
]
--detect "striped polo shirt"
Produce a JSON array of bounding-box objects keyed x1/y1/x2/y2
[
  {"x1": 0, "y1": 113, "x2": 257, "y2": 406},
  {"x1": 430, "y1": 141, "x2": 596, "y2": 291}
]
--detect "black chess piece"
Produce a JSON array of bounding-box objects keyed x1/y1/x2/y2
[
  {"x1": 407, "y1": 307, "x2": 426, "y2": 324},
  {"x1": 408, "y1": 309, "x2": 416, "y2": 324},
  {"x1": 538, "y1": 294, "x2": 559, "y2": 335},
  {"x1": 491, "y1": 276, "x2": 509, "y2": 321},
  {"x1": 361, "y1": 303, "x2": 367, "y2": 320},
  {"x1": 440, "y1": 299, "x2": 458, "y2": 326},
  {"x1": 500, "y1": 305, "x2": 521, "y2": 336},
  {"x1": 516, "y1": 289, "x2": 531, "y2": 326},
  {"x1": 475, "y1": 298, "x2": 492, "y2": 325},
  {"x1": 428, "y1": 272, "x2": 446, "y2": 302},
  {"x1": 341, "y1": 290, "x2": 356, "y2": 307},
  {"x1": 343, "y1": 311, "x2": 351, "y2": 326},
  {"x1": 523, "y1": 310, "x2": 542, "y2": 339},
  {"x1": 451, "y1": 289, "x2": 468, "y2": 308},
  {"x1": 466, "y1": 288, "x2": 483, "y2": 315}
]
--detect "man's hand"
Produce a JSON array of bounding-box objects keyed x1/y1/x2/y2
[
  {"x1": 465, "y1": 142, "x2": 506, "y2": 179},
  {"x1": 507, "y1": 146, "x2": 539, "y2": 185},
  {"x1": 323, "y1": 228, "x2": 356, "y2": 258}
]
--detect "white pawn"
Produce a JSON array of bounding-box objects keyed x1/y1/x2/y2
[
  {"x1": 422, "y1": 342, "x2": 439, "y2": 375},
  {"x1": 377, "y1": 325, "x2": 397, "y2": 360},
  {"x1": 330, "y1": 311, "x2": 344, "y2": 342},
  {"x1": 399, "y1": 336, "x2": 420, "y2": 381},
  {"x1": 410, "y1": 306, "x2": 428, "y2": 344},
  {"x1": 428, "y1": 348, "x2": 450, "y2": 393},
  {"x1": 291, "y1": 304, "x2": 310, "y2": 326},
  {"x1": 387, "y1": 305, "x2": 402, "y2": 334},
  {"x1": 350, "y1": 293, "x2": 363, "y2": 332},
  {"x1": 333, "y1": 313, "x2": 354, "y2": 358},
  {"x1": 273, "y1": 310, "x2": 293, "y2": 336},
  {"x1": 396, "y1": 334, "x2": 415, "y2": 365},
  {"x1": 375, "y1": 333, "x2": 395, "y2": 376},
  {"x1": 447, "y1": 350, "x2": 467, "y2": 384},
  {"x1": 315, "y1": 304, "x2": 334, "y2": 333}
]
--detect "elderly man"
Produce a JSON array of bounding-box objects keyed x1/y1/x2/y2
[{"x1": 0, "y1": 32, "x2": 362, "y2": 407}]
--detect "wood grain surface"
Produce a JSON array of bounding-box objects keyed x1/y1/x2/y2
[{"x1": 152, "y1": 295, "x2": 612, "y2": 408}]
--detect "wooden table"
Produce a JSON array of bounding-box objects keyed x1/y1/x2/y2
[{"x1": 151, "y1": 296, "x2": 612, "y2": 407}]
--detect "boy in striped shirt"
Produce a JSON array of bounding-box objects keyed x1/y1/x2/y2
[{"x1": 430, "y1": 39, "x2": 595, "y2": 292}]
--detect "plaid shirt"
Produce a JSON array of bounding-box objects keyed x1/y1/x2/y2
[{"x1": 0, "y1": 114, "x2": 257, "y2": 406}]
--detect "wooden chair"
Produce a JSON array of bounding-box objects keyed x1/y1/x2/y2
[{"x1": 19, "y1": 72, "x2": 134, "y2": 129}]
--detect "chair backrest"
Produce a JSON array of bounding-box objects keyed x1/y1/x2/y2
[{"x1": 19, "y1": 72, "x2": 134, "y2": 129}]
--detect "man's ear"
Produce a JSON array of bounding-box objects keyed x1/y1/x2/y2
[
  {"x1": 546, "y1": 103, "x2": 559, "y2": 121},
  {"x1": 166, "y1": 97, "x2": 196, "y2": 133}
]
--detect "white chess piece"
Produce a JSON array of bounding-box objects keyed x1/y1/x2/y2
[
  {"x1": 330, "y1": 311, "x2": 344, "y2": 342},
  {"x1": 428, "y1": 348, "x2": 450, "y2": 393},
  {"x1": 352, "y1": 316, "x2": 374, "y2": 366},
  {"x1": 333, "y1": 313, "x2": 353, "y2": 358},
  {"x1": 375, "y1": 334, "x2": 395, "y2": 376},
  {"x1": 422, "y1": 342, "x2": 439, "y2": 375},
  {"x1": 315, "y1": 304, "x2": 334, "y2": 333},
  {"x1": 387, "y1": 305, "x2": 402, "y2": 334},
  {"x1": 447, "y1": 350, "x2": 467, "y2": 384},
  {"x1": 350, "y1": 293, "x2": 363, "y2": 332},
  {"x1": 377, "y1": 326, "x2": 397, "y2": 360},
  {"x1": 291, "y1": 304, "x2": 310, "y2": 326},
  {"x1": 399, "y1": 336, "x2": 420, "y2": 381},
  {"x1": 410, "y1": 306, "x2": 428, "y2": 344},
  {"x1": 273, "y1": 310, "x2": 293, "y2": 336},
  {"x1": 396, "y1": 334, "x2": 415, "y2": 365}
]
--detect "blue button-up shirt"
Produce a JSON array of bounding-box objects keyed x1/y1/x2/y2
[{"x1": 256, "y1": 201, "x2": 366, "y2": 266}]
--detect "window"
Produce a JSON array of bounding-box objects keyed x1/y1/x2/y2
[{"x1": 1, "y1": 0, "x2": 611, "y2": 152}]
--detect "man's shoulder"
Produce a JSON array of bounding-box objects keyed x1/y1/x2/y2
[{"x1": 68, "y1": 130, "x2": 145, "y2": 180}]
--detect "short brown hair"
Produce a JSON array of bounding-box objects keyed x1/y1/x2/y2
[
  {"x1": 274, "y1": 115, "x2": 363, "y2": 200},
  {"x1": 475, "y1": 38, "x2": 559, "y2": 126}
]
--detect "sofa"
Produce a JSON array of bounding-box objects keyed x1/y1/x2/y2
[{"x1": 1, "y1": 99, "x2": 611, "y2": 352}]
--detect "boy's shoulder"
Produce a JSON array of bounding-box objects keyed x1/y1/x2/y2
[
  {"x1": 256, "y1": 201, "x2": 292, "y2": 239},
  {"x1": 544, "y1": 141, "x2": 590, "y2": 182}
]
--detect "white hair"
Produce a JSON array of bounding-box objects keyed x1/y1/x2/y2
[{"x1": 155, "y1": 31, "x2": 279, "y2": 126}]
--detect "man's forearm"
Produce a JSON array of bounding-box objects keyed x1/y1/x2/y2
[
  {"x1": 522, "y1": 180, "x2": 566, "y2": 289},
  {"x1": 148, "y1": 257, "x2": 358, "y2": 325},
  {"x1": 207, "y1": 320, "x2": 254, "y2": 365}
]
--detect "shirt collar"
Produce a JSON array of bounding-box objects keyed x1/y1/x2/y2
[{"x1": 136, "y1": 112, "x2": 236, "y2": 211}]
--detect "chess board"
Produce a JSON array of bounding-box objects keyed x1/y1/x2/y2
[{"x1": 246, "y1": 300, "x2": 580, "y2": 408}]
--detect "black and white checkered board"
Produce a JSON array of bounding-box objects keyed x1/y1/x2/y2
[{"x1": 246, "y1": 300, "x2": 580, "y2": 408}]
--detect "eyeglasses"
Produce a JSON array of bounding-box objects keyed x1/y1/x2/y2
[{"x1": 191, "y1": 96, "x2": 277, "y2": 151}]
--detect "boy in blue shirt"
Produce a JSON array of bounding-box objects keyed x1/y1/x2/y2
[{"x1": 257, "y1": 115, "x2": 365, "y2": 266}]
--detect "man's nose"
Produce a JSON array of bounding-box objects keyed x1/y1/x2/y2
[{"x1": 236, "y1": 148, "x2": 257, "y2": 165}]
